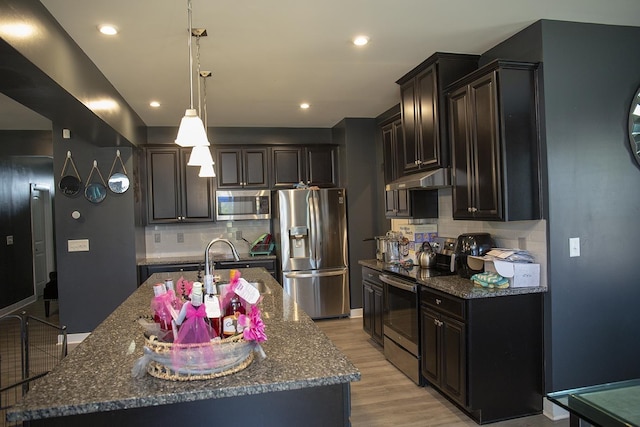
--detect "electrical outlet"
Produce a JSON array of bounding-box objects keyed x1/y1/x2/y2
[
  {"x1": 569, "y1": 237, "x2": 580, "y2": 257},
  {"x1": 68, "y1": 239, "x2": 89, "y2": 252},
  {"x1": 6, "y1": 235, "x2": 13, "y2": 245},
  {"x1": 154, "y1": 233, "x2": 161, "y2": 243},
  {"x1": 177, "y1": 232, "x2": 184, "y2": 243},
  {"x1": 236, "y1": 230, "x2": 242, "y2": 240}
]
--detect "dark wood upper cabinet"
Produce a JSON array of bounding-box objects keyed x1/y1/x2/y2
[
  {"x1": 306, "y1": 145, "x2": 337, "y2": 187},
  {"x1": 396, "y1": 53, "x2": 479, "y2": 176},
  {"x1": 448, "y1": 60, "x2": 542, "y2": 221},
  {"x1": 146, "y1": 146, "x2": 214, "y2": 224},
  {"x1": 382, "y1": 116, "x2": 403, "y2": 185},
  {"x1": 216, "y1": 147, "x2": 269, "y2": 188},
  {"x1": 271, "y1": 145, "x2": 338, "y2": 188}
]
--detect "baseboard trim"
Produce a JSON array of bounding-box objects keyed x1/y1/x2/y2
[
  {"x1": 66, "y1": 332, "x2": 90, "y2": 345},
  {"x1": 543, "y1": 397, "x2": 569, "y2": 421},
  {"x1": 350, "y1": 308, "x2": 363, "y2": 318}
]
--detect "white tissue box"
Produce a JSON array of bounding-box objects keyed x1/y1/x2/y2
[{"x1": 468, "y1": 255, "x2": 540, "y2": 288}]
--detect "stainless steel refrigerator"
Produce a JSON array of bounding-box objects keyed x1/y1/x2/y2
[{"x1": 273, "y1": 188, "x2": 350, "y2": 319}]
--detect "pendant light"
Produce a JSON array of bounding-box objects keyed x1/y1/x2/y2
[
  {"x1": 186, "y1": 27, "x2": 215, "y2": 171},
  {"x1": 175, "y1": 0, "x2": 209, "y2": 148},
  {"x1": 197, "y1": 70, "x2": 216, "y2": 177}
]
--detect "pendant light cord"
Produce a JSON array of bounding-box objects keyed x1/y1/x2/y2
[{"x1": 187, "y1": 0, "x2": 194, "y2": 110}]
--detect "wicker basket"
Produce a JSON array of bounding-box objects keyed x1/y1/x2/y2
[{"x1": 143, "y1": 334, "x2": 255, "y2": 381}]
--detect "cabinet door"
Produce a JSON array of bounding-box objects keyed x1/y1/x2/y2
[
  {"x1": 382, "y1": 118, "x2": 404, "y2": 184},
  {"x1": 441, "y1": 315, "x2": 466, "y2": 406},
  {"x1": 469, "y1": 72, "x2": 502, "y2": 220},
  {"x1": 272, "y1": 147, "x2": 304, "y2": 188},
  {"x1": 243, "y1": 148, "x2": 269, "y2": 188},
  {"x1": 181, "y1": 150, "x2": 214, "y2": 221},
  {"x1": 372, "y1": 283, "x2": 384, "y2": 345},
  {"x1": 147, "y1": 148, "x2": 181, "y2": 223},
  {"x1": 421, "y1": 307, "x2": 440, "y2": 385},
  {"x1": 399, "y1": 81, "x2": 419, "y2": 174},
  {"x1": 449, "y1": 86, "x2": 474, "y2": 219},
  {"x1": 416, "y1": 65, "x2": 439, "y2": 169},
  {"x1": 307, "y1": 145, "x2": 337, "y2": 187},
  {"x1": 362, "y1": 281, "x2": 373, "y2": 336},
  {"x1": 384, "y1": 189, "x2": 410, "y2": 218},
  {"x1": 217, "y1": 149, "x2": 243, "y2": 187}
]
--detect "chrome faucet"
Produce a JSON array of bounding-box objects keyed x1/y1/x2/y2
[{"x1": 204, "y1": 238, "x2": 240, "y2": 277}]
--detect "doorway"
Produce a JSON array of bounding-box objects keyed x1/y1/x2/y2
[{"x1": 30, "y1": 184, "x2": 54, "y2": 297}]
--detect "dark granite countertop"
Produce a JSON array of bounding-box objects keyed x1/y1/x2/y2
[
  {"x1": 139, "y1": 254, "x2": 276, "y2": 266},
  {"x1": 359, "y1": 259, "x2": 547, "y2": 299},
  {"x1": 7, "y1": 268, "x2": 359, "y2": 422}
]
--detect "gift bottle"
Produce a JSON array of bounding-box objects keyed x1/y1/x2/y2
[
  {"x1": 152, "y1": 283, "x2": 171, "y2": 331},
  {"x1": 204, "y1": 281, "x2": 222, "y2": 338},
  {"x1": 222, "y1": 295, "x2": 246, "y2": 337}
]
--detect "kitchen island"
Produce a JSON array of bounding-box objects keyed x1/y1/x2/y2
[{"x1": 7, "y1": 268, "x2": 360, "y2": 427}]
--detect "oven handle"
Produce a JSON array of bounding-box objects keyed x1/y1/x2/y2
[{"x1": 379, "y1": 274, "x2": 416, "y2": 293}]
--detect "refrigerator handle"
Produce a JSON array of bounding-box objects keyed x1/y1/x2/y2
[
  {"x1": 284, "y1": 269, "x2": 345, "y2": 279},
  {"x1": 309, "y1": 190, "x2": 320, "y2": 266}
]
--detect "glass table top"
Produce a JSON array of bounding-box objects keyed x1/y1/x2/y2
[{"x1": 547, "y1": 379, "x2": 640, "y2": 427}]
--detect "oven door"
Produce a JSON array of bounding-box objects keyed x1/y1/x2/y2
[{"x1": 380, "y1": 274, "x2": 419, "y2": 356}]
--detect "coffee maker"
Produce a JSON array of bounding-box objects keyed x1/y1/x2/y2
[{"x1": 453, "y1": 233, "x2": 494, "y2": 278}]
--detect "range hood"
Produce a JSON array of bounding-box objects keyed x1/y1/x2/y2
[{"x1": 385, "y1": 168, "x2": 451, "y2": 191}]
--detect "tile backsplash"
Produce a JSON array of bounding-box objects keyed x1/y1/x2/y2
[
  {"x1": 392, "y1": 188, "x2": 548, "y2": 287},
  {"x1": 144, "y1": 220, "x2": 271, "y2": 259}
]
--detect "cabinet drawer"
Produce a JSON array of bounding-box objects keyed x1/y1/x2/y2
[
  {"x1": 420, "y1": 288, "x2": 465, "y2": 321},
  {"x1": 216, "y1": 259, "x2": 275, "y2": 271},
  {"x1": 362, "y1": 267, "x2": 383, "y2": 287}
]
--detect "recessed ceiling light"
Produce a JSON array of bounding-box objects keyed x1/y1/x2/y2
[
  {"x1": 300, "y1": 103, "x2": 310, "y2": 109},
  {"x1": 353, "y1": 35, "x2": 370, "y2": 46},
  {"x1": 98, "y1": 25, "x2": 118, "y2": 36},
  {"x1": 149, "y1": 101, "x2": 161, "y2": 108}
]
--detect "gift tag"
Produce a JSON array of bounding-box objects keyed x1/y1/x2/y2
[
  {"x1": 205, "y1": 295, "x2": 222, "y2": 318},
  {"x1": 234, "y1": 278, "x2": 260, "y2": 304}
]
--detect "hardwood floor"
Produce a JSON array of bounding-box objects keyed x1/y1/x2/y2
[{"x1": 316, "y1": 317, "x2": 568, "y2": 427}]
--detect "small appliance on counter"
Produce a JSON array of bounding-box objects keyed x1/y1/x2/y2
[
  {"x1": 249, "y1": 233, "x2": 274, "y2": 256},
  {"x1": 363, "y1": 236, "x2": 388, "y2": 261},
  {"x1": 453, "y1": 233, "x2": 494, "y2": 278}
]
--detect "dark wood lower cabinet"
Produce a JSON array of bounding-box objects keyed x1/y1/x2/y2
[
  {"x1": 420, "y1": 287, "x2": 543, "y2": 424},
  {"x1": 362, "y1": 267, "x2": 384, "y2": 346},
  {"x1": 138, "y1": 259, "x2": 277, "y2": 284}
]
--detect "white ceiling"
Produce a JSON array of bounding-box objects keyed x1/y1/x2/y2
[{"x1": 3, "y1": 0, "x2": 640, "y2": 130}]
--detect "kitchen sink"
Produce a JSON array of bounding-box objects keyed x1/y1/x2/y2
[{"x1": 217, "y1": 279, "x2": 271, "y2": 295}]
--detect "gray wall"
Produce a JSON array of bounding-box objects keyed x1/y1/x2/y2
[
  {"x1": 484, "y1": 20, "x2": 640, "y2": 391},
  {"x1": 53, "y1": 126, "x2": 142, "y2": 332},
  {"x1": 333, "y1": 118, "x2": 380, "y2": 309}
]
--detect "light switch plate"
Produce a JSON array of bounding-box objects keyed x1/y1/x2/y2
[
  {"x1": 569, "y1": 237, "x2": 580, "y2": 257},
  {"x1": 68, "y1": 239, "x2": 89, "y2": 252}
]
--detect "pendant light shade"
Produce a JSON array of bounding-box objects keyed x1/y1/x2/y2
[
  {"x1": 199, "y1": 162, "x2": 216, "y2": 177},
  {"x1": 188, "y1": 144, "x2": 214, "y2": 166},
  {"x1": 175, "y1": 109, "x2": 210, "y2": 147},
  {"x1": 175, "y1": 0, "x2": 208, "y2": 148}
]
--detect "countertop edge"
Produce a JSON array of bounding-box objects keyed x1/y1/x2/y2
[{"x1": 358, "y1": 259, "x2": 547, "y2": 299}]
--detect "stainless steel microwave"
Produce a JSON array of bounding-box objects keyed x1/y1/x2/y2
[{"x1": 215, "y1": 189, "x2": 271, "y2": 221}]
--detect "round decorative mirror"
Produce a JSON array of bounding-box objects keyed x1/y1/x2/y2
[
  {"x1": 629, "y1": 85, "x2": 640, "y2": 165},
  {"x1": 85, "y1": 182, "x2": 107, "y2": 204},
  {"x1": 108, "y1": 172, "x2": 130, "y2": 194}
]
